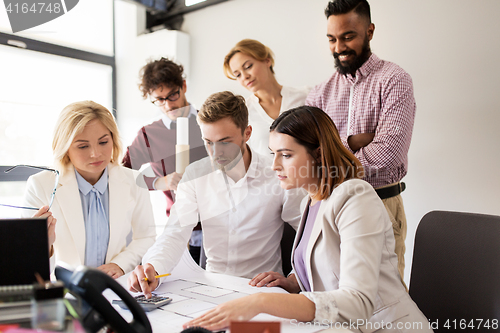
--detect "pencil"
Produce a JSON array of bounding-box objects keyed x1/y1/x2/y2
[{"x1": 142, "y1": 273, "x2": 171, "y2": 282}]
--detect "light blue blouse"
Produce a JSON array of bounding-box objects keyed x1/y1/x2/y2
[{"x1": 75, "y1": 167, "x2": 110, "y2": 267}]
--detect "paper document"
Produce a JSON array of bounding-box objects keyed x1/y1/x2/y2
[{"x1": 106, "y1": 250, "x2": 338, "y2": 333}]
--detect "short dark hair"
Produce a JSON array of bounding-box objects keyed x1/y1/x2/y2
[
  {"x1": 139, "y1": 57, "x2": 184, "y2": 99},
  {"x1": 198, "y1": 91, "x2": 248, "y2": 133},
  {"x1": 325, "y1": 0, "x2": 371, "y2": 22}
]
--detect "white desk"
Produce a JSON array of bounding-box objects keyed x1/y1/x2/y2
[{"x1": 108, "y1": 251, "x2": 350, "y2": 333}]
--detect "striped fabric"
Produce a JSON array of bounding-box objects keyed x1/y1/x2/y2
[{"x1": 306, "y1": 54, "x2": 416, "y2": 188}]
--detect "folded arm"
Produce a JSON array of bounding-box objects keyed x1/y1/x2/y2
[{"x1": 342, "y1": 73, "x2": 415, "y2": 179}]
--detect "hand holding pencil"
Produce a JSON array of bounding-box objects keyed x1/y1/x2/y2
[{"x1": 128, "y1": 263, "x2": 169, "y2": 298}]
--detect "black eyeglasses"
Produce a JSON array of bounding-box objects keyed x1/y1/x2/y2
[
  {"x1": 0, "y1": 165, "x2": 59, "y2": 211},
  {"x1": 151, "y1": 89, "x2": 181, "y2": 106}
]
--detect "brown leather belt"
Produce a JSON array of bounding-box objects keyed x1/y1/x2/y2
[{"x1": 375, "y1": 182, "x2": 406, "y2": 200}]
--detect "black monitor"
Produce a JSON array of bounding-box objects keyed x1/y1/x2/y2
[{"x1": 0, "y1": 218, "x2": 50, "y2": 285}]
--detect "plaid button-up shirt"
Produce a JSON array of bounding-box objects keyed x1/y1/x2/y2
[{"x1": 306, "y1": 54, "x2": 416, "y2": 188}]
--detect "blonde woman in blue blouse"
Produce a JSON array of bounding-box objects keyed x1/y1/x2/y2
[{"x1": 22, "y1": 101, "x2": 156, "y2": 277}]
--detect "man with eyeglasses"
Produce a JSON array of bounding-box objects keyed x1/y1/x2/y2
[{"x1": 122, "y1": 58, "x2": 206, "y2": 264}]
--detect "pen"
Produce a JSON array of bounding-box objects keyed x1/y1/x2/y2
[{"x1": 142, "y1": 273, "x2": 171, "y2": 282}]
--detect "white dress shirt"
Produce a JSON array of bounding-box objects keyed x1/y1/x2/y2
[
  {"x1": 246, "y1": 86, "x2": 310, "y2": 156},
  {"x1": 143, "y1": 146, "x2": 306, "y2": 280}
]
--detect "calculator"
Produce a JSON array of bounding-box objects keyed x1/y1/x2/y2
[{"x1": 113, "y1": 294, "x2": 172, "y2": 312}]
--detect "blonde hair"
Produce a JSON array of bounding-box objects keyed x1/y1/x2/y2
[
  {"x1": 52, "y1": 101, "x2": 123, "y2": 173},
  {"x1": 223, "y1": 39, "x2": 275, "y2": 80}
]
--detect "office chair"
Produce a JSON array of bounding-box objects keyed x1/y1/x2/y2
[
  {"x1": 280, "y1": 223, "x2": 296, "y2": 275},
  {"x1": 409, "y1": 210, "x2": 500, "y2": 332}
]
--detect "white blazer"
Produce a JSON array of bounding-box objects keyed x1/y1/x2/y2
[
  {"x1": 22, "y1": 163, "x2": 156, "y2": 274},
  {"x1": 292, "y1": 179, "x2": 432, "y2": 333}
]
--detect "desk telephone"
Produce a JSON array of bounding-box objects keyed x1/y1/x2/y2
[{"x1": 55, "y1": 265, "x2": 152, "y2": 333}]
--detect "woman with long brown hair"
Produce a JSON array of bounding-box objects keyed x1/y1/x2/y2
[{"x1": 184, "y1": 106, "x2": 431, "y2": 332}]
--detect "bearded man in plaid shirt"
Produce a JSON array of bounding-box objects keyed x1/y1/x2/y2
[{"x1": 306, "y1": 0, "x2": 415, "y2": 289}]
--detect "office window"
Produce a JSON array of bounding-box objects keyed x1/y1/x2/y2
[
  {"x1": 185, "y1": 0, "x2": 207, "y2": 6},
  {"x1": 0, "y1": 45, "x2": 113, "y2": 166}
]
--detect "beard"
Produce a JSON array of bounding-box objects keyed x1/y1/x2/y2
[{"x1": 333, "y1": 36, "x2": 371, "y2": 76}]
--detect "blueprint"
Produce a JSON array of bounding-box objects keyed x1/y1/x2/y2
[{"x1": 106, "y1": 250, "x2": 338, "y2": 333}]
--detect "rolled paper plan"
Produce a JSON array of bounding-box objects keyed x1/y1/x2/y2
[
  {"x1": 176, "y1": 117, "x2": 189, "y2": 145},
  {"x1": 176, "y1": 117, "x2": 190, "y2": 173},
  {"x1": 176, "y1": 144, "x2": 190, "y2": 174}
]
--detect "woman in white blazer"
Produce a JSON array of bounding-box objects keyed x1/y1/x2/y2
[
  {"x1": 223, "y1": 39, "x2": 309, "y2": 156},
  {"x1": 185, "y1": 106, "x2": 432, "y2": 332},
  {"x1": 22, "y1": 101, "x2": 156, "y2": 278}
]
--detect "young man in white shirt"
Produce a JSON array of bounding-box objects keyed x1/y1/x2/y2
[{"x1": 128, "y1": 91, "x2": 306, "y2": 297}]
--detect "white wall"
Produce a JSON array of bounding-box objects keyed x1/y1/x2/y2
[
  {"x1": 114, "y1": 0, "x2": 500, "y2": 284},
  {"x1": 181, "y1": 0, "x2": 332, "y2": 103},
  {"x1": 114, "y1": 0, "x2": 190, "y2": 146},
  {"x1": 179, "y1": 0, "x2": 500, "y2": 284}
]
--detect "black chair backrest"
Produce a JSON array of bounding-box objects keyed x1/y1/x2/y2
[
  {"x1": 280, "y1": 223, "x2": 296, "y2": 275},
  {"x1": 409, "y1": 210, "x2": 500, "y2": 332}
]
